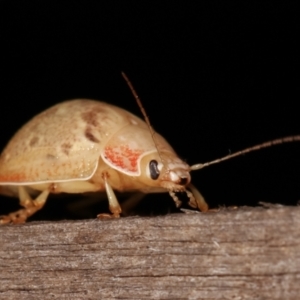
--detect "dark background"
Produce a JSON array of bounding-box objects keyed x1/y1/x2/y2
[{"x1": 0, "y1": 2, "x2": 299, "y2": 220}]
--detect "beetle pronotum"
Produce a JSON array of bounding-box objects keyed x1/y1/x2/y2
[{"x1": 0, "y1": 74, "x2": 299, "y2": 224}]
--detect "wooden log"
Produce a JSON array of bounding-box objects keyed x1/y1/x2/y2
[{"x1": 0, "y1": 206, "x2": 300, "y2": 299}]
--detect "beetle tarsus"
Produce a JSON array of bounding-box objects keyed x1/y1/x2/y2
[{"x1": 97, "y1": 212, "x2": 121, "y2": 219}]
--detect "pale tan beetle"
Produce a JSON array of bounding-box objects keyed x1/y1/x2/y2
[
  {"x1": 0, "y1": 90, "x2": 208, "y2": 223},
  {"x1": 0, "y1": 74, "x2": 299, "y2": 223}
]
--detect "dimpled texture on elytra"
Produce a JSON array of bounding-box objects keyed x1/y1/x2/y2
[{"x1": 0, "y1": 99, "x2": 150, "y2": 183}]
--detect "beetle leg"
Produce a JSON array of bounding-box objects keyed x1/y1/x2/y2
[
  {"x1": 121, "y1": 192, "x2": 145, "y2": 216},
  {"x1": 186, "y1": 183, "x2": 209, "y2": 212},
  {"x1": 0, "y1": 187, "x2": 50, "y2": 224},
  {"x1": 97, "y1": 174, "x2": 122, "y2": 218},
  {"x1": 169, "y1": 191, "x2": 182, "y2": 208}
]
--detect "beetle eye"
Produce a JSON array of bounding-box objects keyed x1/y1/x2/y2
[{"x1": 149, "y1": 160, "x2": 160, "y2": 180}]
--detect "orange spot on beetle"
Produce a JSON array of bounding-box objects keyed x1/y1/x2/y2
[
  {"x1": 0, "y1": 173, "x2": 28, "y2": 182},
  {"x1": 104, "y1": 145, "x2": 143, "y2": 173}
]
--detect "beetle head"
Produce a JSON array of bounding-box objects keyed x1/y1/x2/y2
[{"x1": 139, "y1": 150, "x2": 191, "y2": 192}]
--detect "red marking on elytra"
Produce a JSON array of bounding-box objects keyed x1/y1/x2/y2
[
  {"x1": 0, "y1": 173, "x2": 28, "y2": 182},
  {"x1": 104, "y1": 145, "x2": 144, "y2": 172}
]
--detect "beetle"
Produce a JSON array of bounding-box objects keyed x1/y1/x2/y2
[
  {"x1": 0, "y1": 96, "x2": 211, "y2": 224},
  {"x1": 1, "y1": 74, "x2": 299, "y2": 224}
]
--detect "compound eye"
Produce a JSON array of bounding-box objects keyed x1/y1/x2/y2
[{"x1": 149, "y1": 160, "x2": 160, "y2": 180}]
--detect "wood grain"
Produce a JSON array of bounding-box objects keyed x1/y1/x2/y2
[{"x1": 0, "y1": 206, "x2": 300, "y2": 299}]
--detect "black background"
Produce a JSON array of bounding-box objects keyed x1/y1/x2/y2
[{"x1": 0, "y1": 2, "x2": 299, "y2": 220}]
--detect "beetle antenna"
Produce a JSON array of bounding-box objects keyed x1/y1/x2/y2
[
  {"x1": 190, "y1": 135, "x2": 300, "y2": 171},
  {"x1": 121, "y1": 72, "x2": 164, "y2": 162}
]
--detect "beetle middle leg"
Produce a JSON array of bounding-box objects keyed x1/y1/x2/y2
[
  {"x1": 120, "y1": 192, "x2": 145, "y2": 216},
  {"x1": 97, "y1": 173, "x2": 122, "y2": 219},
  {"x1": 0, "y1": 187, "x2": 49, "y2": 224}
]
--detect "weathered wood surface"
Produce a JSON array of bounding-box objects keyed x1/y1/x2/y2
[{"x1": 0, "y1": 206, "x2": 300, "y2": 300}]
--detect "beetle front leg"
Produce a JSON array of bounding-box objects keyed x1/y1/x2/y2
[
  {"x1": 97, "y1": 173, "x2": 122, "y2": 219},
  {"x1": 0, "y1": 187, "x2": 50, "y2": 224},
  {"x1": 186, "y1": 183, "x2": 209, "y2": 212},
  {"x1": 169, "y1": 191, "x2": 182, "y2": 208}
]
